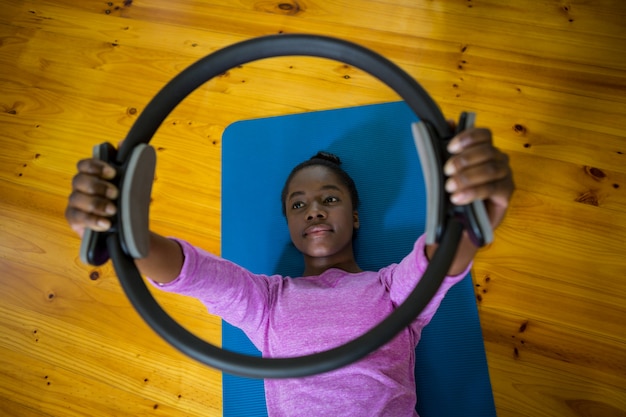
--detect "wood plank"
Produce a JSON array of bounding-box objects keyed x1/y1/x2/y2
[
  {"x1": 472, "y1": 262, "x2": 626, "y2": 350},
  {"x1": 477, "y1": 189, "x2": 626, "y2": 285},
  {"x1": 0, "y1": 307, "x2": 221, "y2": 417},
  {"x1": 485, "y1": 338, "x2": 626, "y2": 417}
]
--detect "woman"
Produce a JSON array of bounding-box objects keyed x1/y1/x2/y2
[{"x1": 66, "y1": 126, "x2": 514, "y2": 416}]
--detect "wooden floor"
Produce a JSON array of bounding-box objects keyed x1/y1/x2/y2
[{"x1": 1, "y1": 1, "x2": 625, "y2": 416}]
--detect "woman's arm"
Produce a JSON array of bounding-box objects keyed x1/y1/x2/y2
[
  {"x1": 425, "y1": 233, "x2": 478, "y2": 276},
  {"x1": 135, "y1": 232, "x2": 184, "y2": 284},
  {"x1": 66, "y1": 156, "x2": 272, "y2": 345}
]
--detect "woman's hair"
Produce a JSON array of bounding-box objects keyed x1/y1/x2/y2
[{"x1": 281, "y1": 151, "x2": 360, "y2": 216}]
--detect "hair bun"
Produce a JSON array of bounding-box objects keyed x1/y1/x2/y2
[{"x1": 310, "y1": 151, "x2": 341, "y2": 166}]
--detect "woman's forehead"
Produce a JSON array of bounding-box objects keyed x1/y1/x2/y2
[{"x1": 287, "y1": 165, "x2": 346, "y2": 193}]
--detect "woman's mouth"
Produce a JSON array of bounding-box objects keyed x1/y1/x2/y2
[{"x1": 304, "y1": 224, "x2": 333, "y2": 237}]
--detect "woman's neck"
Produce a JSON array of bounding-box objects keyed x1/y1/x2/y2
[{"x1": 302, "y1": 256, "x2": 362, "y2": 276}]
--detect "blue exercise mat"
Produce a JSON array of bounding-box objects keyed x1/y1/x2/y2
[{"x1": 221, "y1": 101, "x2": 496, "y2": 417}]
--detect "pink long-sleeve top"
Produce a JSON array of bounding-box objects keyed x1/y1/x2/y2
[{"x1": 153, "y1": 234, "x2": 469, "y2": 417}]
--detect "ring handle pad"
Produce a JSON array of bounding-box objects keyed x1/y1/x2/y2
[
  {"x1": 119, "y1": 144, "x2": 156, "y2": 258},
  {"x1": 79, "y1": 143, "x2": 156, "y2": 266},
  {"x1": 451, "y1": 112, "x2": 493, "y2": 247}
]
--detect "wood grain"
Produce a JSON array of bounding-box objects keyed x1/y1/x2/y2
[{"x1": 1, "y1": 0, "x2": 625, "y2": 416}]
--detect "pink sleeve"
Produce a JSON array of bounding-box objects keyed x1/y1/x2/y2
[
  {"x1": 148, "y1": 238, "x2": 276, "y2": 346},
  {"x1": 382, "y1": 234, "x2": 472, "y2": 328}
]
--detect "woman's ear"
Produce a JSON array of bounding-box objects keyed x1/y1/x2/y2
[{"x1": 353, "y1": 210, "x2": 360, "y2": 230}]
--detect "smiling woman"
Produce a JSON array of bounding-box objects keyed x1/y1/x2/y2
[
  {"x1": 1, "y1": 1, "x2": 625, "y2": 416},
  {"x1": 66, "y1": 32, "x2": 507, "y2": 383},
  {"x1": 283, "y1": 153, "x2": 362, "y2": 276},
  {"x1": 129, "y1": 140, "x2": 509, "y2": 416},
  {"x1": 65, "y1": 109, "x2": 513, "y2": 416}
]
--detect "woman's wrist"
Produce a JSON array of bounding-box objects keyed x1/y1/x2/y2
[
  {"x1": 134, "y1": 232, "x2": 184, "y2": 284},
  {"x1": 425, "y1": 231, "x2": 478, "y2": 276}
]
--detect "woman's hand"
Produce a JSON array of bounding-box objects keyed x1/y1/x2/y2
[
  {"x1": 444, "y1": 127, "x2": 514, "y2": 230},
  {"x1": 65, "y1": 156, "x2": 183, "y2": 283},
  {"x1": 65, "y1": 158, "x2": 119, "y2": 238},
  {"x1": 426, "y1": 125, "x2": 515, "y2": 275}
]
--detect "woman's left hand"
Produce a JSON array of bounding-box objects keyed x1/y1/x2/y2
[{"x1": 443, "y1": 127, "x2": 515, "y2": 231}]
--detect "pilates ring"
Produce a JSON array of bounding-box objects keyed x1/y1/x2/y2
[{"x1": 83, "y1": 34, "x2": 488, "y2": 378}]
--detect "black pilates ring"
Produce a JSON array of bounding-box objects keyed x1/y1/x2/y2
[{"x1": 109, "y1": 34, "x2": 465, "y2": 379}]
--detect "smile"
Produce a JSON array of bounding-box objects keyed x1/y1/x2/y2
[{"x1": 304, "y1": 224, "x2": 333, "y2": 237}]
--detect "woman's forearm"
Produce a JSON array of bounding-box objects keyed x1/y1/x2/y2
[
  {"x1": 425, "y1": 231, "x2": 478, "y2": 277},
  {"x1": 134, "y1": 232, "x2": 184, "y2": 284}
]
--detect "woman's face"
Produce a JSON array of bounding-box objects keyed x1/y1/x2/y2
[{"x1": 284, "y1": 165, "x2": 359, "y2": 261}]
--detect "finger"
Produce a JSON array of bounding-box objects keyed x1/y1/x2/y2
[
  {"x1": 68, "y1": 190, "x2": 117, "y2": 217},
  {"x1": 72, "y1": 172, "x2": 119, "y2": 199},
  {"x1": 444, "y1": 142, "x2": 499, "y2": 176},
  {"x1": 447, "y1": 127, "x2": 492, "y2": 154},
  {"x1": 446, "y1": 158, "x2": 511, "y2": 202},
  {"x1": 64, "y1": 205, "x2": 113, "y2": 233},
  {"x1": 446, "y1": 156, "x2": 510, "y2": 193},
  {"x1": 76, "y1": 158, "x2": 116, "y2": 179},
  {"x1": 450, "y1": 175, "x2": 513, "y2": 206},
  {"x1": 446, "y1": 151, "x2": 510, "y2": 191}
]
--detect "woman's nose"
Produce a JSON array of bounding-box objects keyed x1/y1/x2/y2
[{"x1": 306, "y1": 202, "x2": 327, "y2": 220}]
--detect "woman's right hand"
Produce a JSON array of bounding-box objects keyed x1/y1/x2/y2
[
  {"x1": 65, "y1": 158, "x2": 119, "y2": 238},
  {"x1": 65, "y1": 157, "x2": 183, "y2": 282}
]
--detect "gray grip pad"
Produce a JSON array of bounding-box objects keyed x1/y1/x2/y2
[
  {"x1": 411, "y1": 121, "x2": 442, "y2": 245},
  {"x1": 119, "y1": 144, "x2": 156, "y2": 259}
]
